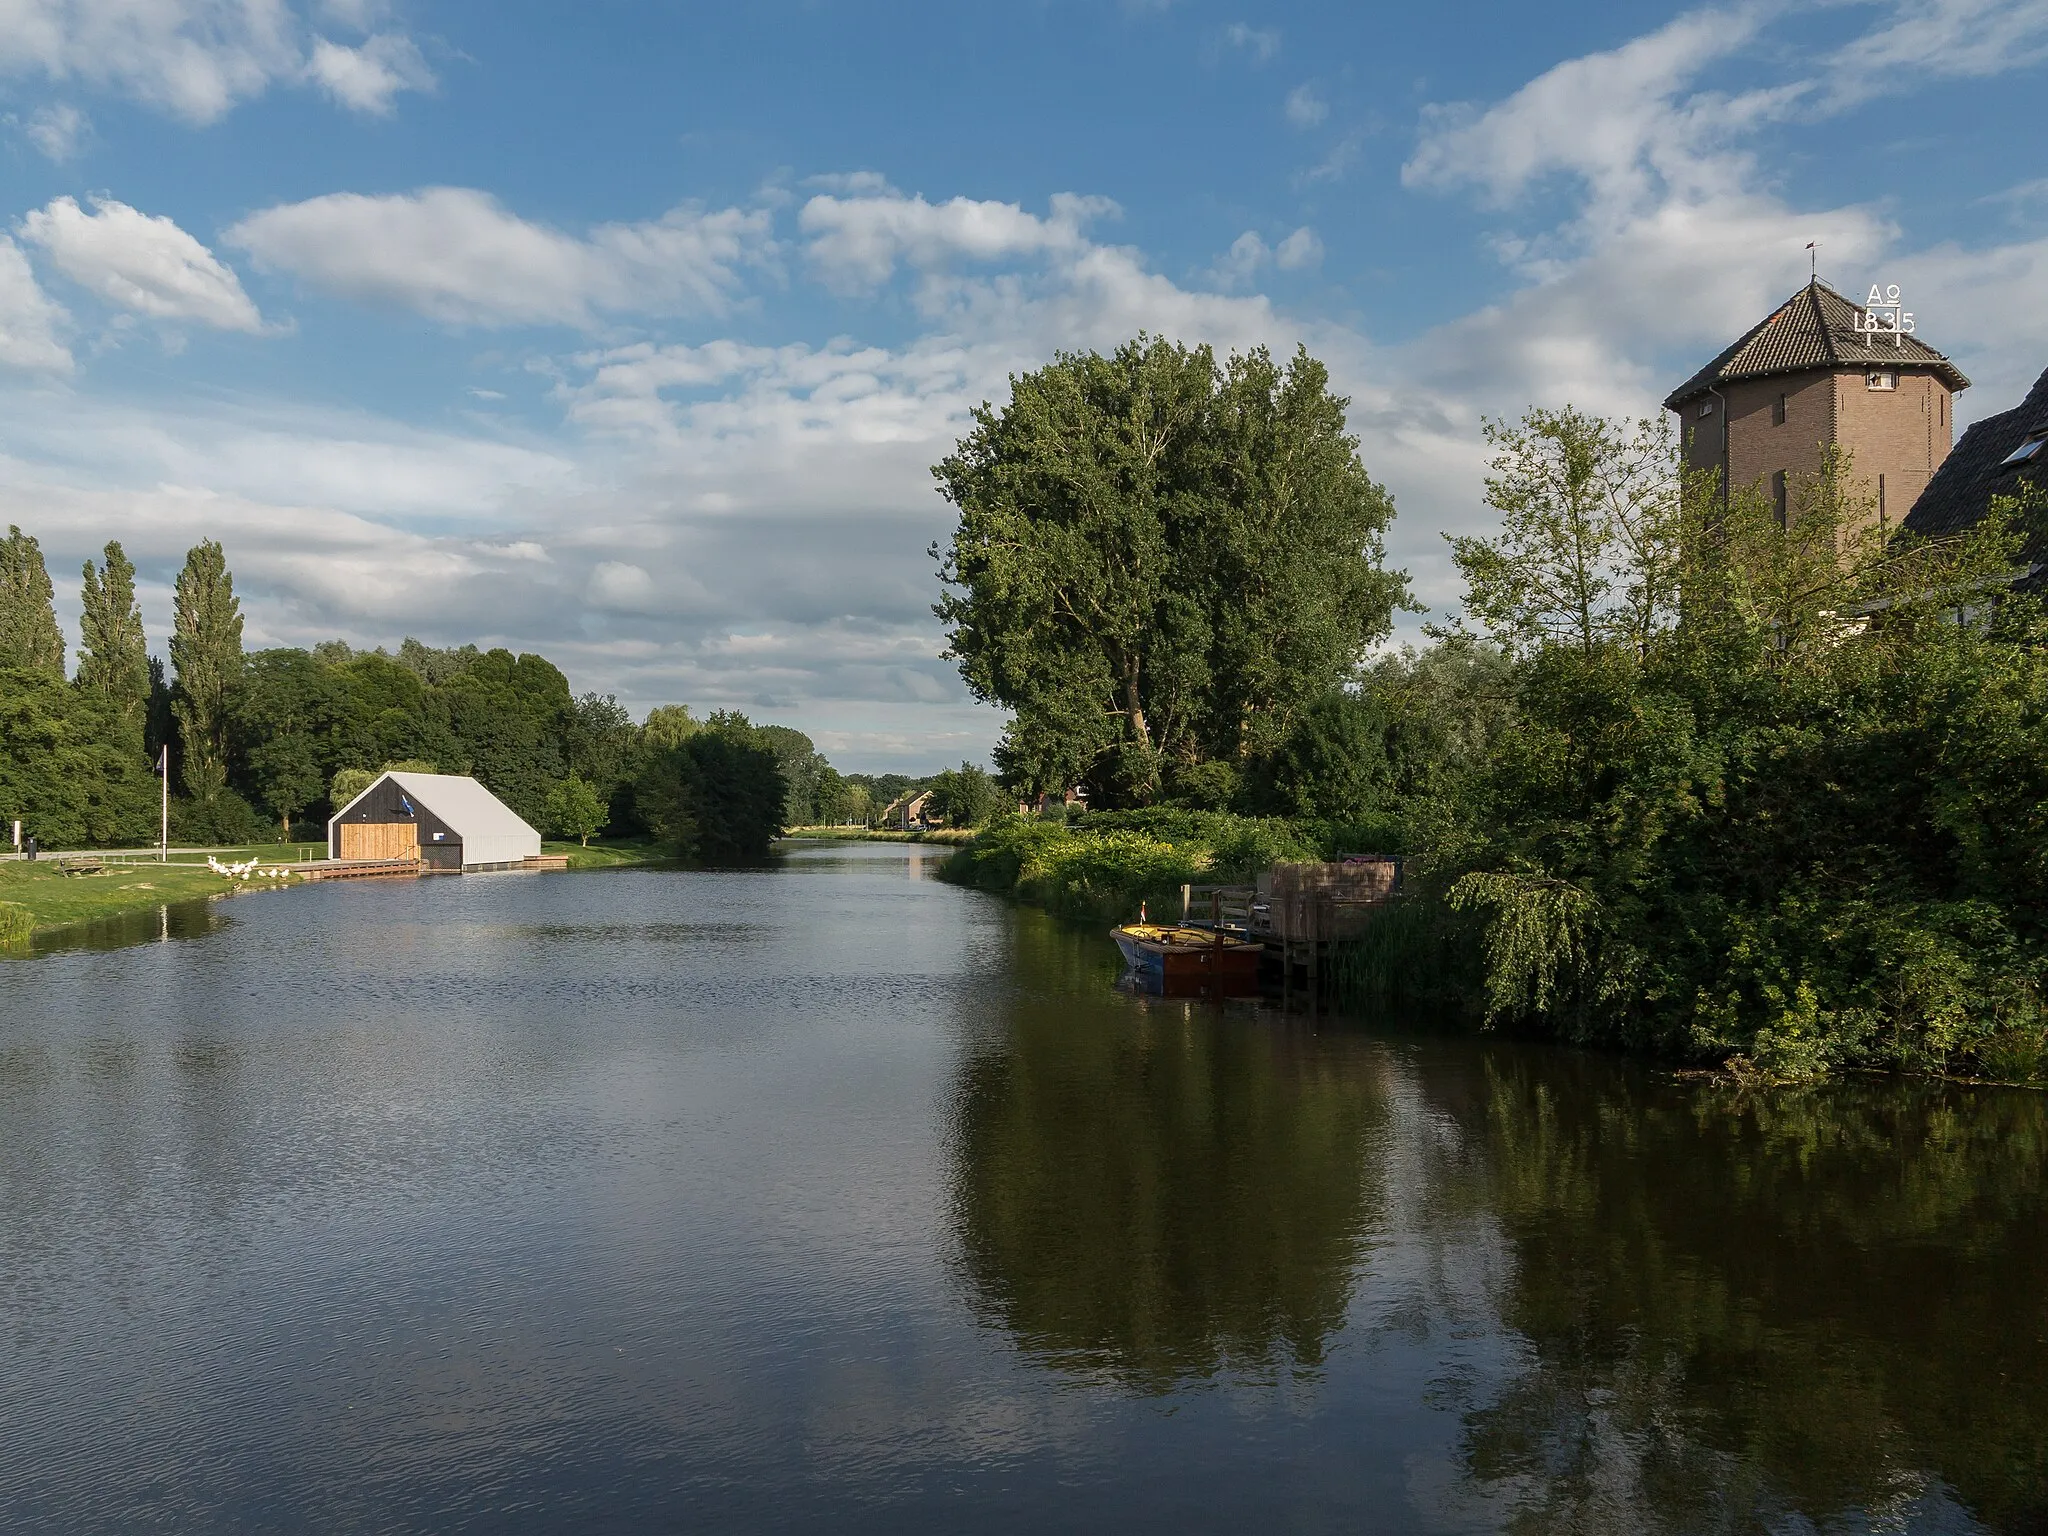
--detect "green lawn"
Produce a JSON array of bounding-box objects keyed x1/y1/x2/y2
[
  {"x1": 540, "y1": 838, "x2": 669, "y2": 869},
  {"x1": 0, "y1": 838, "x2": 669, "y2": 942},
  {"x1": 780, "y1": 827, "x2": 978, "y2": 845},
  {"x1": 0, "y1": 859, "x2": 250, "y2": 935}
]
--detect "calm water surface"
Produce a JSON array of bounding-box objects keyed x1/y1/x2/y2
[{"x1": 2, "y1": 843, "x2": 2045, "y2": 1532}]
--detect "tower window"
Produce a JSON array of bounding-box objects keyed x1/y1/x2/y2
[
  {"x1": 1772, "y1": 470, "x2": 1788, "y2": 528},
  {"x1": 1773, "y1": 392, "x2": 1787, "y2": 426},
  {"x1": 1867, "y1": 370, "x2": 1898, "y2": 391}
]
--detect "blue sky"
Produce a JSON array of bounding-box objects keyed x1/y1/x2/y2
[{"x1": 3, "y1": 1, "x2": 2046, "y2": 770}]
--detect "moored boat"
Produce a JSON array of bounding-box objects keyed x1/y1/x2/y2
[{"x1": 1110, "y1": 920, "x2": 1263, "y2": 997}]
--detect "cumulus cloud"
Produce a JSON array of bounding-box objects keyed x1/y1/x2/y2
[
  {"x1": 225, "y1": 187, "x2": 773, "y2": 327},
  {"x1": 18, "y1": 102, "x2": 88, "y2": 160},
  {"x1": 0, "y1": 0, "x2": 431, "y2": 123},
  {"x1": 1275, "y1": 226, "x2": 1323, "y2": 271},
  {"x1": 1224, "y1": 22, "x2": 1278, "y2": 62},
  {"x1": 20, "y1": 196, "x2": 265, "y2": 332},
  {"x1": 1827, "y1": 0, "x2": 2048, "y2": 104},
  {"x1": 1206, "y1": 226, "x2": 1321, "y2": 288},
  {"x1": 1284, "y1": 83, "x2": 1327, "y2": 128},
  {"x1": 798, "y1": 190, "x2": 1115, "y2": 292},
  {"x1": 305, "y1": 31, "x2": 432, "y2": 113},
  {"x1": 0, "y1": 237, "x2": 74, "y2": 373}
]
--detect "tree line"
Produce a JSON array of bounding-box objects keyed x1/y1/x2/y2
[
  {"x1": 0, "y1": 529, "x2": 915, "y2": 860},
  {"x1": 935, "y1": 337, "x2": 2048, "y2": 1079}
]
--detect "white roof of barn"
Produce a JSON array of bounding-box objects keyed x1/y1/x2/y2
[{"x1": 333, "y1": 771, "x2": 540, "y2": 843}]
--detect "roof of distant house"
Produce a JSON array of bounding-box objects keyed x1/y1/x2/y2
[
  {"x1": 1903, "y1": 364, "x2": 2048, "y2": 582},
  {"x1": 1665, "y1": 280, "x2": 1970, "y2": 410}
]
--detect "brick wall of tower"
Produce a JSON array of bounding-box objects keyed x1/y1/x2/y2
[
  {"x1": 1830, "y1": 370, "x2": 1954, "y2": 534},
  {"x1": 1723, "y1": 371, "x2": 1837, "y2": 501},
  {"x1": 1678, "y1": 368, "x2": 1956, "y2": 538}
]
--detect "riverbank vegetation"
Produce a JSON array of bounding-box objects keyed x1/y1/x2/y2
[
  {"x1": 0, "y1": 858, "x2": 244, "y2": 938},
  {"x1": 0, "y1": 530, "x2": 873, "y2": 866},
  {"x1": 934, "y1": 340, "x2": 2048, "y2": 1081}
]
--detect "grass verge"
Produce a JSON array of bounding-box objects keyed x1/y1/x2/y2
[
  {"x1": 541, "y1": 838, "x2": 670, "y2": 869},
  {"x1": 0, "y1": 859, "x2": 247, "y2": 935},
  {"x1": 780, "y1": 827, "x2": 979, "y2": 845}
]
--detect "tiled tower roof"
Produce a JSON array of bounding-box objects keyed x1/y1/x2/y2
[{"x1": 1664, "y1": 279, "x2": 1970, "y2": 410}]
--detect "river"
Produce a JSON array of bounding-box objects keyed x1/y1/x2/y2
[{"x1": 2, "y1": 841, "x2": 2044, "y2": 1532}]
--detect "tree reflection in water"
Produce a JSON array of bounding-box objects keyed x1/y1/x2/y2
[
  {"x1": 946, "y1": 986, "x2": 1391, "y2": 1393},
  {"x1": 1426, "y1": 1052, "x2": 2048, "y2": 1534}
]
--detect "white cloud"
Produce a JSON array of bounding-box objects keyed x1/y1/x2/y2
[
  {"x1": 1205, "y1": 226, "x2": 1321, "y2": 288},
  {"x1": 1827, "y1": 0, "x2": 2048, "y2": 103},
  {"x1": 798, "y1": 190, "x2": 1114, "y2": 292},
  {"x1": 586, "y1": 560, "x2": 657, "y2": 613},
  {"x1": 225, "y1": 187, "x2": 774, "y2": 328},
  {"x1": 0, "y1": 0, "x2": 298, "y2": 123},
  {"x1": 1284, "y1": 82, "x2": 1327, "y2": 128},
  {"x1": 0, "y1": 0, "x2": 433, "y2": 124},
  {"x1": 1402, "y1": 9, "x2": 1791, "y2": 221},
  {"x1": 1207, "y1": 230, "x2": 1269, "y2": 290},
  {"x1": 20, "y1": 195, "x2": 265, "y2": 332},
  {"x1": 1224, "y1": 22, "x2": 1278, "y2": 62},
  {"x1": 0, "y1": 237, "x2": 74, "y2": 374},
  {"x1": 305, "y1": 31, "x2": 431, "y2": 113},
  {"x1": 1275, "y1": 226, "x2": 1323, "y2": 271},
  {"x1": 20, "y1": 102, "x2": 88, "y2": 160}
]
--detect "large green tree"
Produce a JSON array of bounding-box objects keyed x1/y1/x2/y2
[
  {"x1": 0, "y1": 668, "x2": 158, "y2": 846},
  {"x1": 933, "y1": 336, "x2": 1407, "y2": 805},
  {"x1": 77, "y1": 541, "x2": 151, "y2": 724},
  {"x1": 637, "y1": 711, "x2": 785, "y2": 863},
  {"x1": 0, "y1": 526, "x2": 65, "y2": 677},
  {"x1": 233, "y1": 649, "x2": 343, "y2": 837},
  {"x1": 169, "y1": 540, "x2": 245, "y2": 805}
]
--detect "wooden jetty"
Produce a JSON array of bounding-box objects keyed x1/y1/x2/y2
[
  {"x1": 1177, "y1": 855, "x2": 1404, "y2": 1009},
  {"x1": 298, "y1": 858, "x2": 427, "y2": 881}
]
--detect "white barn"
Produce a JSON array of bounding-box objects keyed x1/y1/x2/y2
[{"x1": 327, "y1": 771, "x2": 543, "y2": 872}]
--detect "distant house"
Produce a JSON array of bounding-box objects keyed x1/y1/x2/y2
[
  {"x1": 1903, "y1": 364, "x2": 2048, "y2": 591},
  {"x1": 328, "y1": 771, "x2": 541, "y2": 871},
  {"x1": 878, "y1": 791, "x2": 936, "y2": 830}
]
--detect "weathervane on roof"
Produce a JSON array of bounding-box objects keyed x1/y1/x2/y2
[{"x1": 1858, "y1": 284, "x2": 1914, "y2": 347}]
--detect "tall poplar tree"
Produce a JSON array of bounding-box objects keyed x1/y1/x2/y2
[
  {"x1": 0, "y1": 525, "x2": 65, "y2": 677},
  {"x1": 169, "y1": 540, "x2": 244, "y2": 802},
  {"x1": 77, "y1": 541, "x2": 151, "y2": 726}
]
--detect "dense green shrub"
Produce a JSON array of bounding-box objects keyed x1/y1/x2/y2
[
  {"x1": 945, "y1": 816, "x2": 1205, "y2": 924},
  {"x1": 636, "y1": 711, "x2": 786, "y2": 864}
]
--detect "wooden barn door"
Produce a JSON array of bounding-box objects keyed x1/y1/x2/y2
[{"x1": 339, "y1": 822, "x2": 420, "y2": 862}]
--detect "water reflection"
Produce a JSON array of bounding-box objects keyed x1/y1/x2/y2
[
  {"x1": 949, "y1": 916, "x2": 1391, "y2": 1391},
  {"x1": 1423, "y1": 1052, "x2": 2048, "y2": 1533},
  {"x1": 20, "y1": 898, "x2": 224, "y2": 957},
  {"x1": 2, "y1": 846, "x2": 2045, "y2": 1531}
]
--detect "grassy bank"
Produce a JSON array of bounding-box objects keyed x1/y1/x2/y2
[
  {"x1": 0, "y1": 859, "x2": 256, "y2": 937},
  {"x1": 0, "y1": 837, "x2": 670, "y2": 942},
  {"x1": 543, "y1": 837, "x2": 669, "y2": 869},
  {"x1": 781, "y1": 827, "x2": 978, "y2": 845},
  {"x1": 938, "y1": 811, "x2": 1398, "y2": 926}
]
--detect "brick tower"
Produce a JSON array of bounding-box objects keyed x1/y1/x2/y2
[{"x1": 1665, "y1": 279, "x2": 1970, "y2": 534}]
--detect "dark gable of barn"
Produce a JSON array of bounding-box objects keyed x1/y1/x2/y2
[{"x1": 331, "y1": 777, "x2": 464, "y2": 868}]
